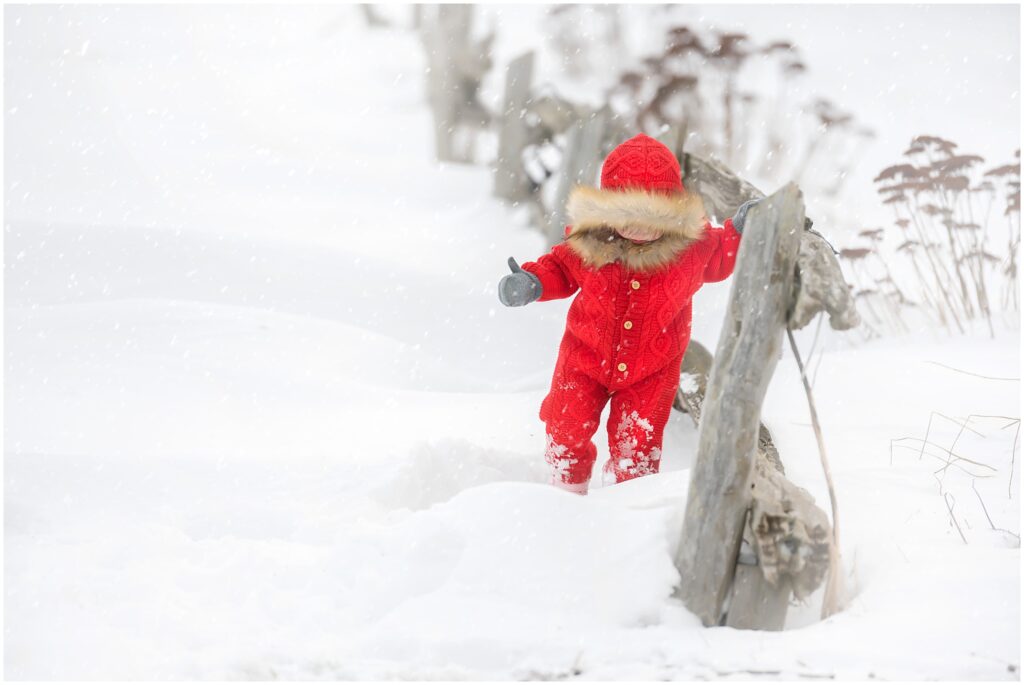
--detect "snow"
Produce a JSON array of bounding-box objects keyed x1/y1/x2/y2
[
  {"x1": 680, "y1": 371, "x2": 701, "y2": 394},
  {"x1": 4, "y1": 5, "x2": 1020, "y2": 680}
]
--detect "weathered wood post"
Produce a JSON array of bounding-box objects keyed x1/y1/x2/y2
[
  {"x1": 672, "y1": 152, "x2": 859, "y2": 630},
  {"x1": 493, "y1": 51, "x2": 535, "y2": 203},
  {"x1": 675, "y1": 337, "x2": 831, "y2": 631},
  {"x1": 681, "y1": 152, "x2": 766, "y2": 225},
  {"x1": 658, "y1": 122, "x2": 687, "y2": 173},
  {"x1": 422, "y1": 4, "x2": 474, "y2": 163},
  {"x1": 683, "y1": 151, "x2": 860, "y2": 331},
  {"x1": 674, "y1": 183, "x2": 806, "y2": 627},
  {"x1": 544, "y1": 106, "x2": 611, "y2": 246}
]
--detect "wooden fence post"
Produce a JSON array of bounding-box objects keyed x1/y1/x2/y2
[
  {"x1": 423, "y1": 4, "x2": 474, "y2": 163},
  {"x1": 675, "y1": 337, "x2": 831, "y2": 632},
  {"x1": 673, "y1": 183, "x2": 807, "y2": 627},
  {"x1": 493, "y1": 51, "x2": 535, "y2": 203},
  {"x1": 658, "y1": 122, "x2": 687, "y2": 172},
  {"x1": 544, "y1": 106, "x2": 611, "y2": 245}
]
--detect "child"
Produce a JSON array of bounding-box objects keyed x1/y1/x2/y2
[{"x1": 499, "y1": 133, "x2": 758, "y2": 495}]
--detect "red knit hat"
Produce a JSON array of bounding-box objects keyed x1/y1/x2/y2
[
  {"x1": 600, "y1": 133, "x2": 685, "y2": 194},
  {"x1": 564, "y1": 132, "x2": 704, "y2": 253}
]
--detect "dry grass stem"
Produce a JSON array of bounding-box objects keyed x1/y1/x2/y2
[{"x1": 785, "y1": 325, "x2": 844, "y2": 619}]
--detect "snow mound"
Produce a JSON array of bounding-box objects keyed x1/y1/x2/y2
[
  {"x1": 371, "y1": 438, "x2": 550, "y2": 511},
  {"x1": 348, "y1": 480, "x2": 691, "y2": 679},
  {"x1": 5, "y1": 4, "x2": 1019, "y2": 680}
]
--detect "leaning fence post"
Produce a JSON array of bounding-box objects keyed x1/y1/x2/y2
[
  {"x1": 673, "y1": 183, "x2": 806, "y2": 627},
  {"x1": 493, "y1": 51, "x2": 535, "y2": 203}
]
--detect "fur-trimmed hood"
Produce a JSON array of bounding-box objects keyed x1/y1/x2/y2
[{"x1": 564, "y1": 185, "x2": 707, "y2": 271}]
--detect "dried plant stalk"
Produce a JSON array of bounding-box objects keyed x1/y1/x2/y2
[
  {"x1": 786, "y1": 324, "x2": 845, "y2": 618},
  {"x1": 866, "y1": 139, "x2": 1020, "y2": 336}
]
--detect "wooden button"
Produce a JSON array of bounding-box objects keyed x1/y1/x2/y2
[
  {"x1": 617, "y1": 362, "x2": 627, "y2": 372},
  {"x1": 623, "y1": 320, "x2": 633, "y2": 330},
  {"x1": 630, "y1": 280, "x2": 640, "y2": 290}
]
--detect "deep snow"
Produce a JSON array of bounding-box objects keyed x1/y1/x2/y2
[{"x1": 4, "y1": 5, "x2": 1020, "y2": 680}]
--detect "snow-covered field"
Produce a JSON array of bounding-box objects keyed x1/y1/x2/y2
[{"x1": 4, "y1": 5, "x2": 1020, "y2": 680}]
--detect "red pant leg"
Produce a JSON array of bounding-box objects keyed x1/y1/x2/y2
[
  {"x1": 602, "y1": 358, "x2": 683, "y2": 485},
  {"x1": 540, "y1": 364, "x2": 610, "y2": 486}
]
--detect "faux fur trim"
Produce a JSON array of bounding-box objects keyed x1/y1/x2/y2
[
  {"x1": 564, "y1": 185, "x2": 707, "y2": 271},
  {"x1": 566, "y1": 228, "x2": 704, "y2": 272}
]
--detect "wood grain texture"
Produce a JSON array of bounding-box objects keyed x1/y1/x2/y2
[
  {"x1": 747, "y1": 456, "x2": 831, "y2": 603},
  {"x1": 725, "y1": 564, "x2": 790, "y2": 631},
  {"x1": 681, "y1": 152, "x2": 766, "y2": 224},
  {"x1": 676, "y1": 339, "x2": 829, "y2": 630},
  {"x1": 681, "y1": 151, "x2": 859, "y2": 332},
  {"x1": 676, "y1": 340, "x2": 783, "y2": 475},
  {"x1": 673, "y1": 183, "x2": 805, "y2": 627},
  {"x1": 789, "y1": 231, "x2": 862, "y2": 331}
]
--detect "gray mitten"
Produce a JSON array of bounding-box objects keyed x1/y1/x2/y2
[
  {"x1": 732, "y1": 198, "x2": 762, "y2": 234},
  {"x1": 498, "y1": 257, "x2": 542, "y2": 307}
]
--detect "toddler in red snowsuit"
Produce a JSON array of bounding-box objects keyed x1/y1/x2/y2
[{"x1": 499, "y1": 133, "x2": 747, "y2": 495}]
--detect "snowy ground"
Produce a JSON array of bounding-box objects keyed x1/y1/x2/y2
[{"x1": 4, "y1": 6, "x2": 1020, "y2": 680}]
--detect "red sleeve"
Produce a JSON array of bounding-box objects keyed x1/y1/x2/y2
[
  {"x1": 520, "y1": 241, "x2": 580, "y2": 301},
  {"x1": 701, "y1": 217, "x2": 742, "y2": 283}
]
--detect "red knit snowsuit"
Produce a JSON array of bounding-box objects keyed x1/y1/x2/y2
[{"x1": 520, "y1": 134, "x2": 741, "y2": 488}]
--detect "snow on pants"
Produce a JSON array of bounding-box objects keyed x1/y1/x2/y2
[{"x1": 540, "y1": 355, "x2": 683, "y2": 486}]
